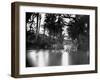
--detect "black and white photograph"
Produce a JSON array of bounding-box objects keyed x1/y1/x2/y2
[
  {"x1": 11, "y1": 2, "x2": 97, "y2": 77},
  {"x1": 26, "y1": 12, "x2": 90, "y2": 67}
]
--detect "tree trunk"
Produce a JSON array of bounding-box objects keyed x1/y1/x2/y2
[
  {"x1": 43, "y1": 27, "x2": 46, "y2": 40},
  {"x1": 36, "y1": 13, "x2": 39, "y2": 40},
  {"x1": 38, "y1": 16, "x2": 41, "y2": 34}
]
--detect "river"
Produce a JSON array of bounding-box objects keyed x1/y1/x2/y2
[{"x1": 26, "y1": 48, "x2": 89, "y2": 67}]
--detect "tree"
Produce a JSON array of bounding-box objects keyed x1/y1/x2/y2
[
  {"x1": 67, "y1": 15, "x2": 90, "y2": 52},
  {"x1": 43, "y1": 13, "x2": 66, "y2": 50},
  {"x1": 44, "y1": 14, "x2": 65, "y2": 39},
  {"x1": 35, "y1": 13, "x2": 41, "y2": 40},
  {"x1": 26, "y1": 13, "x2": 42, "y2": 40},
  {"x1": 67, "y1": 15, "x2": 89, "y2": 40},
  {"x1": 55, "y1": 14, "x2": 65, "y2": 43},
  {"x1": 44, "y1": 14, "x2": 56, "y2": 37}
]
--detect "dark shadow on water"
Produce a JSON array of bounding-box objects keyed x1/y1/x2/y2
[
  {"x1": 48, "y1": 50, "x2": 62, "y2": 66},
  {"x1": 69, "y1": 50, "x2": 89, "y2": 65}
]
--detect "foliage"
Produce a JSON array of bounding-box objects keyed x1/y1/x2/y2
[{"x1": 67, "y1": 15, "x2": 89, "y2": 40}]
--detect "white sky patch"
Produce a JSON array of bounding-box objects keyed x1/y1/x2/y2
[{"x1": 41, "y1": 13, "x2": 45, "y2": 25}]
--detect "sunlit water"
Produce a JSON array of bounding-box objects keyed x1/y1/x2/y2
[
  {"x1": 26, "y1": 45, "x2": 89, "y2": 67},
  {"x1": 26, "y1": 50, "x2": 70, "y2": 67},
  {"x1": 61, "y1": 51, "x2": 69, "y2": 66}
]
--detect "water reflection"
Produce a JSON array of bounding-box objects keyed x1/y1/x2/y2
[
  {"x1": 26, "y1": 49, "x2": 89, "y2": 67},
  {"x1": 26, "y1": 49, "x2": 70, "y2": 67}
]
